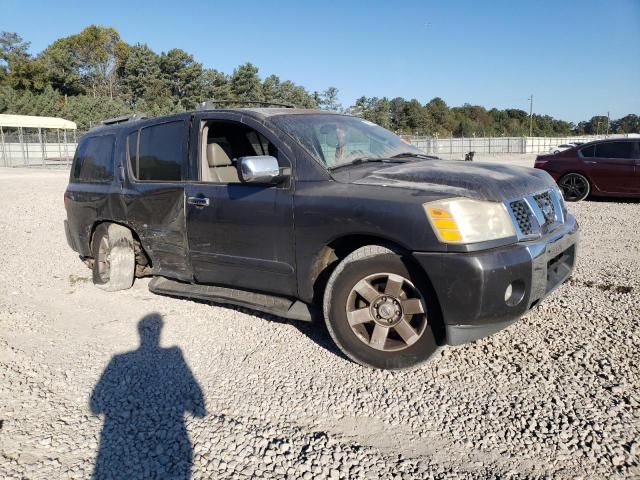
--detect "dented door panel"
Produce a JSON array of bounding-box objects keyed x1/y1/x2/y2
[{"x1": 119, "y1": 184, "x2": 191, "y2": 281}]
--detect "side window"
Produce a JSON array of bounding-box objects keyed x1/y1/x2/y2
[
  {"x1": 130, "y1": 121, "x2": 185, "y2": 181},
  {"x1": 580, "y1": 145, "x2": 595, "y2": 158},
  {"x1": 200, "y1": 122, "x2": 279, "y2": 183},
  {"x1": 72, "y1": 135, "x2": 115, "y2": 182},
  {"x1": 595, "y1": 141, "x2": 633, "y2": 159},
  {"x1": 127, "y1": 131, "x2": 138, "y2": 177}
]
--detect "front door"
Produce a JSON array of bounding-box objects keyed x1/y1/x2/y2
[
  {"x1": 185, "y1": 114, "x2": 297, "y2": 296},
  {"x1": 586, "y1": 140, "x2": 637, "y2": 194}
]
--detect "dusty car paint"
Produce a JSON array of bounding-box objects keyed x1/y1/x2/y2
[{"x1": 65, "y1": 108, "x2": 579, "y2": 348}]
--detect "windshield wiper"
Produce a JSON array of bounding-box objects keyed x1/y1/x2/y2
[
  {"x1": 389, "y1": 152, "x2": 438, "y2": 160},
  {"x1": 327, "y1": 157, "x2": 389, "y2": 171},
  {"x1": 328, "y1": 154, "x2": 430, "y2": 171}
]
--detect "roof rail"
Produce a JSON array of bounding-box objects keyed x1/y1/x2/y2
[
  {"x1": 98, "y1": 113, "x2": 148, "y2": 126},
  {"x1": 196, "y1": 100, "x2": 295, "y2": 110}
]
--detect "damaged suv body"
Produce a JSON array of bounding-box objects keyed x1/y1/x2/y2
[{"x1": 64, "y1": 107, "x2": 579, "y2": 369}]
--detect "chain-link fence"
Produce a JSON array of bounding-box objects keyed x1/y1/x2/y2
[
  {"x1": 1, "y1": 128, "x2": 635, "y2": 168},
  {"x1": 0, "y1": 127, "x2": 85, "y2": 167},
  {"x1": 407, "y1": 134, "x2": 631, "y2": 156}
]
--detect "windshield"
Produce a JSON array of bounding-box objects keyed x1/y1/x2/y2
[{"x1": 270, "y1": 114, "x2": 425, "y2": 168}]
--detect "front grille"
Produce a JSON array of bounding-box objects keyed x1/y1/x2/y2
[
  {"x1": 509, "y1": 200, "x2": 533, "y2": 236},
  {"x1": 507, "y1": 189, "x2": 564, "y2": 240},
  {"x1": 533, "y1": 191, "x2": 556, "y2": 224}
]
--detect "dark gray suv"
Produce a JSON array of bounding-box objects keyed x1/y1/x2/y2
[{"x1": 64, "y1": 106, "x2": 579, "y2": 369}]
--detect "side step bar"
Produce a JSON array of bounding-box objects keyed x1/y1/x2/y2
[{"x1": 148, "y1": 277, "x2": 314, "y2": 322}]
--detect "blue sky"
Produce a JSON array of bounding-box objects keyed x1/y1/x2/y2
[{"x1": 2, "y1": 0, "x2": 639, "y2": 122}]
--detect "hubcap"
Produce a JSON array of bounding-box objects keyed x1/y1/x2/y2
[{"x1": 346, "y1": 273, "x2": 428, "y2": 352}]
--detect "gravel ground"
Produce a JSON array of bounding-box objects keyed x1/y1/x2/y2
[{"x1": 0, "y1": 163, "x2": 639, "y2": 480}]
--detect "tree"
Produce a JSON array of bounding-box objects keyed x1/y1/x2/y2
[
  {"x1": 228, "y1": 63, "x2": 264, "y2": 102},
  {"x1": 4, "y1": 56, "x2": 48, "y2": 92},
  {"x1": 0, "y1": 31, "x2": 30, "y2": 67},
  {"x1": 0, "y1": 32, "x2": 35, "y2": 88},
  {"x1": 403, "y1": 99, "x2": 430, "y2": 135},
  {"x1": 585, "y1": 115, "x2": 610, "y2": 135},
  {"x1": 2, "y1": 26, "x2": 636, "y2": 138},
  {"x1": 122, "y1": 44, "x2": 163, "y2": 106},
  {"x1": 38, "y1": 26, "x2": 127, "y2": 98},
  {"x1": 159, "y1": 49, "x2": 204, "y2": 109},
  {"x1": 319, "y1": 86, "x2": 341, "y2": 111},
  {"x1": 424, "y1": 97, "x2": 453, "y2": 136},
  {"x1": 72, "y1": 25, "x2": 128, "y2": 99},
  {"x1": 202, "y1": 68, "x2": 230, "y2": 102},
  {"x1": 38, "y1": 38, "x2": 84, "y2": 95},
  {"x1": 611, "y1": 114, "x2": 639, "y2": 134},
  {"x1": 389, "y1": 97, "x2": 408, "y2": 132}
]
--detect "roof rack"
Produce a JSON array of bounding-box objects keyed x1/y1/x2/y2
[
  {"x1": 98, "y1": 113, "x2": 148, "y2": 126},
  {"x1": 196, "y1": 100, "x2": 295, "y2": 110}
]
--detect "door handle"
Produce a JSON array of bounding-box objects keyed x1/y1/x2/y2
[
  {"x1": 584, "y1": 160, "x2": 596, "y2": 164},
  {"x1": 187, "y1": 196, "x2": 210, "y2": 207}
]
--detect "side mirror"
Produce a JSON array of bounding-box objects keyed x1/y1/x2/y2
[{"x1": 238, "y1": 156, "x2": 285, "y2": 184}]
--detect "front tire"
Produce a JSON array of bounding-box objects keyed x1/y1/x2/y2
[
  {"x1": 323, "y1": 246, "x2": 440, "y2": 370},
  {"x1": 558, "y1": 173, "x2": 590, "y2": 202},
  {"x1": 91, "y1": 223, "x2": 135, "y2": 291}
]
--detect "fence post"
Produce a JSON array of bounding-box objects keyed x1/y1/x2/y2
[
  {"x1": 38, "y1": 128, "x2": 45, "y2": 166},
  {"x1": 0, "y1": 126, "x2": 6, "y2": 167},
  {"x1": 63, "y1": 130, "x2": 70, "y2": 165},
  {"x1": 18, "y1": 127, "x2": 27, "y2": 165},
  {"x1": 57, "y1": 129, "x2": 63, "y2": 164}
]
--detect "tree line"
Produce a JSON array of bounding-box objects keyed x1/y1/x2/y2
[{"x1": 0, "y1": 26, "x2": 638, "y2": 135}]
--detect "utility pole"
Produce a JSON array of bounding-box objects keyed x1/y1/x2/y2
[
  {"x1": 528, "y1": 95, "x2": 534, "y2": 137},
  {"x1": 606, "y1": 111, "x2": 610, "y2": 136}
]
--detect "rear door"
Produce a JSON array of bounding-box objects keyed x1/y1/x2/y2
[
  {"x1": 119, "y1": 118, "x2": 192, "y2": 281},
  {"x1": 66, "y1": 133, "x2": 117, "y2": 256},
  {"x1": 184, "y1": 112, "x2": 297, "y2": 296},
  {"x1": 584, "y1": 141, "x2": 637, "y2": 193}
]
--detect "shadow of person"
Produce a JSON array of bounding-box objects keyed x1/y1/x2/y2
[{"x1": 90, "y1": 313, "x2": 205, "y2": 479}]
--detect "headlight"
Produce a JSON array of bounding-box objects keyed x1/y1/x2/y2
[{"x1": 423, "y1": 197, "x2": 516, "y2": 244}]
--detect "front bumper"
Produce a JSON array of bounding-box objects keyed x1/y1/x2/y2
[{"x1": 413, "y1": 214, "x2": 579, "y2": 345}]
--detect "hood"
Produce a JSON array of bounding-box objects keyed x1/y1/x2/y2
[{"x1": 351, "y1": 160, "x2": 557, "y2": 202}]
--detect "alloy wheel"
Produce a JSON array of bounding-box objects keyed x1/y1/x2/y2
[
  {"x1": 559, "y1": 174, "x2": 589, "y2": 201},
  {"x1": 345, "y1": 273, "x2": 428, "y2": 352}
]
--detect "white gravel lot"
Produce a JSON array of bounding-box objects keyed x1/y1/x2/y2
[{"x1": 0, "y1": 161, "x2": 639, "y2": 479}]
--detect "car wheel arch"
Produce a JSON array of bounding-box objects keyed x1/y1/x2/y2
[
  {"x1": 89, "y1": 220, "x2": 151, "y2": 270},
  {"x1": 310, "y1": 234, "x2": 424, "y2": 304}
]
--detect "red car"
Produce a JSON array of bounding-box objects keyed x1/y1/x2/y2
[{"x1": 534, "y1": 138, "x2": 640, "y2": 201}]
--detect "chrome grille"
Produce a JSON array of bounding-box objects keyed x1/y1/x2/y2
[
  {"x1": 507, "y1": 189, "x2": 565, "y2": 240},
  {"x1": 533, "y1": 191, "x2": 556, "y2": 224},
  {"x1": 509, "y1": 200, "x2": 533, "y2": 236}
]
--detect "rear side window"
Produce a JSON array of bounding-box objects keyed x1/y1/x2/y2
[
  {"x1": 580, "y1": 145, "x2": 595, "y2": 158},
  {"x1": 129, "y1": 121, "x2": 185, "y2": 181},
  {"x1": 72, "y1": 135, "x2": 115, "y2": 182},
  {"x1": 595, "y1": 141, "x2": 633, "y2": 159}
]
